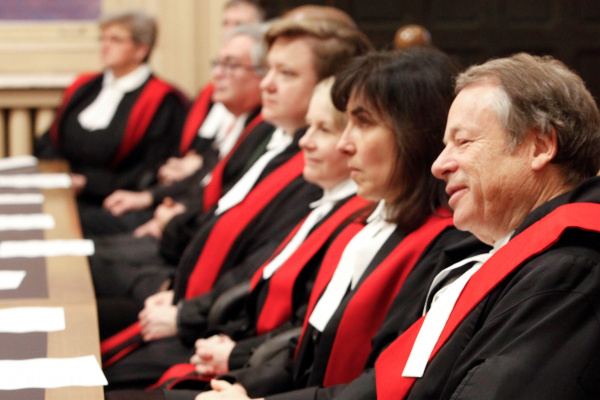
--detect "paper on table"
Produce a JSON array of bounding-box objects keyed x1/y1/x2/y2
[
  {"x1": 0, "y1": 214, "x2": 55, "y2": 231},
  {"x1": 0, "y1": 155, "x2": 38, "y2": 171},
  {"x1": 0, "y1": 239, "x2": 95, "y2": 258},
  {"x1": 0, "y1": 307, "x2": 65, "y2": 332},
  {"x1": 0, "y1": 173, "x2": 72, "y2": 189},
  {"x1": 0, "y1": 270, "x2": 26, "y2": 290},
  {"x1": 0, "y1": 355, "x2": 107, "y2": 389},
  {"x1": 0, "y1": 193, "x2": 45, "y2": 205}
]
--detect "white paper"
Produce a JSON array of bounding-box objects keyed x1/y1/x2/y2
[
  {"x1": 0, "y1": 239, "x2": 95, "y2": 258},
  {"x1": 0, "y1": 307, "x2": 65, "y2": 332},
  {"x1": 0, "y1": 214, "x2": 55, "y2": 231},
  {"x1": 0, "y1": 155, "x2": 38, "y2": 171},
  {"x1": 0, "y1": 355, "x2": 107, "y2": 389},
  {"x1": 0, "y1": 270, "x2": 26, "y2": 290},
  {"x1": 0, "y1": 173, "x2": 72, "y2": 189},
  {"x1": 0, "y1": 193, "x2": 45, "y2": 205}
]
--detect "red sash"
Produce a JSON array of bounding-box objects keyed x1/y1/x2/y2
[
  {"x1": 49, "y1": 73, "x2": 182, "y2": 168},
  {"x1": 179, "y1": 83, "x2": 215, "y2": 155},
  {"x1": 321, "y1": 210, "x2": 454, "y2": 386},
  {"x1": 375, "y1": 202, "x2": 600, "y2": 400},
  {"x1": 202, "y1": 115, "x2": 265, "y2": 212},
  {"x1": 49, "y1": 73, "x2": 98, "y2": 147},
  {"x1": 101, "y1": 151, "x2": 304, "y2": 368},
  {"x1": 253, "y1": 196, "x2": 371, "y2": 335},
  {"x1": 185, "y1": 152, "x2": 305, "y2": 299}
]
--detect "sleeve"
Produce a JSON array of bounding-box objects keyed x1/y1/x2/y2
[
  {"x1": 81, "y1": 92, "x2": 188, "y2": 200},
  {"x1": 34, "y1": 130, "x2": 63, "y2": 159}
]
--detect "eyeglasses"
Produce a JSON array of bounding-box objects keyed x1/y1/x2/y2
[{"x1": 210, "y1": 59, "x2": 263, "y2": 74}]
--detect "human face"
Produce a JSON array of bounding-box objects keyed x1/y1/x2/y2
[
  {"x1": 223, "y1": 2, "x2": 261, "y2": 36},
  {"x1": 299, "y1": 89, "x2": 350, "y2": 190},
  {"x1": 431, "y1": 82, "x2": 536, "y2": 244},
  {"x1": 100, "y1": 24, "x2": 147, "y2": 77},
  {"x1": 260, "y1": 37, "x2": 319, "y2": 134},
  {"x1": 337, "y1": 93, "x2": 397, "y2": 202},
  {"x1": 211, "y1": 34, "x2": 262, "y2": 116}
]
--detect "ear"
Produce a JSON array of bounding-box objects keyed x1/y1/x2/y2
[
  {"x1": 529, "y1": 127, "x2": 557, "y2": 171},
  {"x1": 135, "y1": 44, "x2": 150, "y2": 63}
]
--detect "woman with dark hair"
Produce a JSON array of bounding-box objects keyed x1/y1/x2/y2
[
  {"x1": 152, "y1": 47, "x2": 484, "y2": 400},
  {"x1": 35, "y1": 10, "x2": 188, "y2": 234}
]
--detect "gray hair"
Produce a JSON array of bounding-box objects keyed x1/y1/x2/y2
[
  {"x1": 99, "y1": 10, "x2": 157, "y2": 61},
  {"x1": 224, "y1": 0, "x2": 266, "y2": 22},
  {"x1": 224, "y1": 23, "x2": 270, "y2": 76},
  {"x1": 456, "y1": 53, "x2": 600, "y2": 185}
]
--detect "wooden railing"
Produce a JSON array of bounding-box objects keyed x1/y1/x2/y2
[{"x1": 0, "y1": 73, "x2": 74, "y2": 157}]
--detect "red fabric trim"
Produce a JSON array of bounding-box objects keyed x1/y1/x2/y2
[
  {"x1": 256, "y1": 196, "x2": 371, "y2": 335},
  {"x1": 375, "y1": 202, "x2": 600, "y2": 400},
  {"x1": 202, "y1": 114, "x2": 264, "y2": 212},
  {"x1": 102, "y1": 342, "x2": 143, "y2": 369},
  {"x1": 179, "y1": 83, "x2": 215, "y2": 155},
  {"x1": 49, "y1": 73, "x2": 99, "y2": 148},
  {"x1": 100, "y1": 321, "x2": 142, "y2": 354},
  {"x1": 295, "y1": 221, "x2": 365, "y2": 358},
  {"x1": 110, "y1": 77, "x2": 175, "y2": 167},
  {"x1": 146, "y1": 363, "x2": 197, "y2": 391},
  {"x1": 185, "y1": 152, "x2": 305, "y2": 299},
  {"x1": 323, "y1": 209, "x2": 453, "y2": 386}
]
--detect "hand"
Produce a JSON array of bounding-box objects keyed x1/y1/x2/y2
[
  {"x1": 158, "y1": 152, "x2": 204, "y2": 184},
  {"x1": 139, "y1": 290, "x2": 177, "y2": 341},
  {"x1": 69, "y1": 173, "x2": 87, "y2": 196},
  {"x1": 190, "y1": 334, "x2": 236, "y2": 377},
  {"x1": 133, "y1": 218, "x2": 163, "y2": 239},
  {"x1": 103, "y1": 190, "x2": 153, "y2": 216},
  {"x1": 195, "y1": 380, "x2": 259, "y2": 400},
  {"x1": 153, "y1": 197, "x2": 186, "y2": 230}
]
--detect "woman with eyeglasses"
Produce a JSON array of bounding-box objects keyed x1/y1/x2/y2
[{"x1": 35, "y1": 10, "x2": 188, "y2": 235}]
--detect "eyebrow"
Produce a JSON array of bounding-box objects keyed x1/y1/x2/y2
[{"x1": 350, "y1": 106, "x2": 369, "y2": 117}]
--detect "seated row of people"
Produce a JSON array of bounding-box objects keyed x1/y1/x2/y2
[{"x1": 39, "y1": 4, "x2": 600, "y2": 400}]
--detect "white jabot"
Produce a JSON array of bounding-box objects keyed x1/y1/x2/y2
[
  {"x1": 215, "y1": 111, "x2": 249, "y2": 158},
  {"x1": 308, "y1": 200, "x2": 397, "y2": 332},
  {"x1": 215, "y1": 128, "x2": 292, "y2": 215},
  {"x1": 262, "y1": 179, "x2": 357, "y2": 279},
  {"x1": 78, "y1": 64, "x2": 152, "y2": 131},
  {"x1": 402, "y1": 233, "x2": 512, "y2": 378},
  {"x1": 198, "y1": 102, "x2": 232, "y2": 140}
]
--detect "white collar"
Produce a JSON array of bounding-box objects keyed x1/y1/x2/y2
[
  {"x1": 103, "y1": 64, "x2": 152, "y2": 92},
  {"x1": 310, "y1": 179, "x2": 357, "y2": 209}
]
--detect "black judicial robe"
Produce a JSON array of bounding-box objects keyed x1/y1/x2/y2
[
  {"x1": 334, "y1": 177, "x2": 600, "y2": 400},
  {"x1": 36, "y1": 73, "x2": 188, "y2": 205},
  {"x1": 219, "y1": 221, "x2": 472, "y2": 400},
  {"x1": 90, "y1": 121, "x2": 276, "y2": 301},
  {"x1": 102, "y1": 132, "x2": 322, "y2": 390}
]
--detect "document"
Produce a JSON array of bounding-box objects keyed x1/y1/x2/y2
[
  {"x1": 0, "y1": 355, "x2": 107, "y2": 389},
  {"x1": 0, "y1": 270, "x2": 26, "y2": 290},
  {"x1": 0, "y1": 214, "x2": 55, "y2": 231},
  {"x1": 0, "y1": 173, "x2": 71, "y2": 189},
  {"x1": 0, "y1": 239, "x2": 95, "y2": 258},
  {"x1": 0, "y1": 155, "x2": 37, "y2": 171},
  {"x1": 0, "y1": 307, "x2": 65, "y2": 332},
  {"x1": 0, "y1": 193, "x2": 44, "y2": 205}
]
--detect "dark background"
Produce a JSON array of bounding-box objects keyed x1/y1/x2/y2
[{"x1": 263, "y1": 0, "x2": 600, "y2": 103}]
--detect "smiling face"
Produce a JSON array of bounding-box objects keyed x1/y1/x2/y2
[
  {"x1": 211, "y1": 34, "x2": 263, "y2": 116},
  {"x1": 431, "y1": 82, "x2": 537, "y2": 244},
  {"x1": 100, "y1": 23, "x2": 147, "y2": 77},
  {"x1": 337, "y1": 92, "x2": 398, "y2": 202},
  {"x1": 299, "y1": 85, "x2": 350, "y2": 190},
  {"x1": 260, "y1": 36, "x2": 319, "y2": 134}
]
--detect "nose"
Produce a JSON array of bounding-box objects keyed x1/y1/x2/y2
[
  {"x1": 212, "y1": 62, "x2": 225, "y2": 80},
  {"x1": 337, "y1": 123, "x2": 356, "y2": 155},
  {"x1": 299, "y1": 127, "x2": 316, "y2": 151},
  {"x1": 260, "y1": 69, "x2": 275, "y2": 92},
  {"x1": 431, "y1": 145, "x2": 457, "y2": 180}
]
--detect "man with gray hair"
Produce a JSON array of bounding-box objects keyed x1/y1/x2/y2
[{"x1": 351, "y1": 53, "x2": 600, "y2": 399}]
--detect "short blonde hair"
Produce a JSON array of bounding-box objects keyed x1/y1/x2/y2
[{"x1": 100, "y1": 10, "x2": 157, "y2": 61}]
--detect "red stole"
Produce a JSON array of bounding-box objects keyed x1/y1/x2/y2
[
  {"x1": 252, "y1": 196, "x2": 371, "y2": 335},
  {"x1": 298, "y1": 209, "x2": 454, "y2": 387},
  {"x1": 179, "y1": 83, "x2": 215, "y2": 155},
  {"x1": 202, "y1": 114, "x2": 264, "y2": 212},
  {"x1": 185, "y1": 152, "x2": 304, "y2": 299},
  {"x1": 50, "y1": 73, "x2": 182, "y2": 168},
  {"x1": 375, "y1": 202, "x2": 600, "y2": 400}
]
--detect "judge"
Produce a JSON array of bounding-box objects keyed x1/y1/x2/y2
[
  {"x1": 35, "y1": 10, "x2": 188, "y2": 235},
  {"x1": 336, "y1": 53, "x2": 600, "y2": 399}
]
